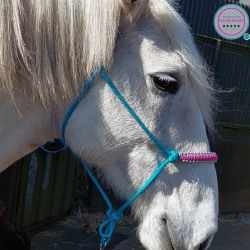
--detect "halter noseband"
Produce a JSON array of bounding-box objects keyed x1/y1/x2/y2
[{"x1": 61, "y1": 67, "x2": 218, "y2": 249}]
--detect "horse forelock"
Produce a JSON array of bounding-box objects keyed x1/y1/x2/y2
[{"x1": 0, "y1": 0, "x2": 216, "y2": 132}]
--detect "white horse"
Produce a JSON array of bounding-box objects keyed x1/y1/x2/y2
[{"x1": 0, "y1": 0, "x2": 218, "y2": 249}]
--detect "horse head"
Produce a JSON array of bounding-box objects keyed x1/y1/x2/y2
[{"x1": 0, "y1": 1, "x2": 218, "y2": 249}]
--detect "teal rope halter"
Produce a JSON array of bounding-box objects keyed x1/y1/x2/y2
[{"x1": 61, "y1": 67, "x2": 218, "y2": 249}]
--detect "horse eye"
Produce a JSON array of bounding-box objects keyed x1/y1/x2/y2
[{"x1": 153, "y1": 76, "x2": 179, "y2": 94}]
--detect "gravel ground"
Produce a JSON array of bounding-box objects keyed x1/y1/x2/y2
[{"x1": 31, "y1": 214, "x2": 250, "y2": 250}]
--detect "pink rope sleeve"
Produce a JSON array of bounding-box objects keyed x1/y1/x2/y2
[{"x1": 179, "y1": 153, "x2": 218, "y2": 163}]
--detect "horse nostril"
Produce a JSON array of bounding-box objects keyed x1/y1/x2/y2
[
  {"x1": 161, "y1": 218, "x2": 167, "y2": 224},
  {"x1": 198, "y1": 241, "x2": 207, "y2": 250},
  {"x1": 198, "y1": 235, "x2": 213, "y2": 250}
]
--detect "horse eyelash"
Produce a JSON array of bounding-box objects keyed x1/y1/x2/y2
[{"x1": 151, "y1": 74, "x2": 177, "y2": 82}]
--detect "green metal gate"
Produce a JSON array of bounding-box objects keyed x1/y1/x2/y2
[{"x1": 6, "y1": 149, "x2": 78, "y2": 230}]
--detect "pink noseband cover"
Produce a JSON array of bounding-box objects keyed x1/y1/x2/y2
[{"x1": 179, "y1": 153, "x2": 218, "y2": 163}]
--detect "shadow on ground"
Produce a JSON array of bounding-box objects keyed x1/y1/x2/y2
[
  {"x1": 31, "y1": 216, "x2": 250, "y2": 250},
  {"x1": 31, "y1": 223, "x2": 127, "y2": 250}
]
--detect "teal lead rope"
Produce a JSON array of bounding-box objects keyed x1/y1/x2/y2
[{"x1": 61, "y1": 68, "x2": 180, "y2": 249}]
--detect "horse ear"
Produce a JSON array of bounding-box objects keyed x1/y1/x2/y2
[
  {"x1": 125, "y1": 0, "x2": 138, "y2": 3},
  {"x1": 121, "y1": 0, "x2": 139, "y2": 9},
  {"x1": 121, "y1": 0, "x2": 147, "y2": 19}
]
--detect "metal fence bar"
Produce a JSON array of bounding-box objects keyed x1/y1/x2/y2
[{"x1": 8, "y1": 149, "x2": 78, "y2": 229}]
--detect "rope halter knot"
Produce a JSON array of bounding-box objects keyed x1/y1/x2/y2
[
  {"x1": 106, "y1": 209, "x2": 123, "y2": 222},
  {"x1": 99, "y1": 209, "x2": 123, "y2": 246},
  {"x1": 168, "y1": 151, "x2": 180, "y2": 163}
]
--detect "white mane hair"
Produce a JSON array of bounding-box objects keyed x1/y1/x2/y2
[{"x1": 0, "y1": 0, "x2": 215, "y2": 129}]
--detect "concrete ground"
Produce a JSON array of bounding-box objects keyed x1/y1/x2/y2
[{"x1": 31, "y1": 214, "x2": 250, "y2": 250}]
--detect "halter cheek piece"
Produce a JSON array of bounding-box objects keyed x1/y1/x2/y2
[{"x1": 61, "y1": 67, "x2": 218, "y2": 250}]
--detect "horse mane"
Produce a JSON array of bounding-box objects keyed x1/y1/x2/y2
[
  {"x1": 0, "y1": 0, "x2": 215, "y2": 129},
  {"x1": 0, "y1": 0, "x2": 126, "y2": 104}
]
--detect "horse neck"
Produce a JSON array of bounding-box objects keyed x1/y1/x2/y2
[{"x1": 0, "y1": 90, "x2": 60, "y2": 173}]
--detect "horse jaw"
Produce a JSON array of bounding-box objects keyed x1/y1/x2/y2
[{"x1": 0, "y1": 90, "x2": 59, "y2": 172}]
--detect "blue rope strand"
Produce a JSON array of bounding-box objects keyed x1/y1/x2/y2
[
  {"x1": 61, "y1": 68, "x2": 180, "y2": 247},
  {"x1": 61, "y1": 69, "x2": 99, "y2": 140},
  {"x1": 97, "y1": 153, "x2": 179, "y2": 245},
  {"x1": 117, "y1": 151, "x2": 179, "y2": 214},
  {"x1": 76, "y1": 156, "x2": 113, "y2": 210},
  {"x1": 100, "y1": 67, "x2": 174, "y2": 157}
]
